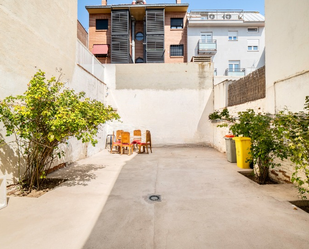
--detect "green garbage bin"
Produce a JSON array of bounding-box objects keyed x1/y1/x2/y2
[{"x1": 224, "y1": 135, "x2": 236, "y2": 163}]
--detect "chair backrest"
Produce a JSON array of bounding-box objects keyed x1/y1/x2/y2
[
  {"x1": 146, "y1": 130, "x2": 151, "y2": 143},
  {"x1": 133, "y1": 130, "x2": 141, "y2": 137},
  {"x1": 133, "y1": 130, "x2": 141, "y2": 141},
  {"x1": 116, "y1": 130, "x2": 123, "y2": 141},
  {"x1": 121, "y1": 132, "x2": 130, "y2": 144}
]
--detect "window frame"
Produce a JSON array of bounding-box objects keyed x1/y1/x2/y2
[
  {"x1": 170, "y1": 44, "x2": 184, "y2": 57},
  {"x1": 228, "y1": 60, "x2": 241, "y2": 72},
  {"x1": 228, "y1": 31, "x2": 238, "y2": 41},
  {"x1": 247, "y1": 39, "x2": 259, "y2": 52},
  {"x1": 96, "y1": 19, "x2": 108, "y2": 31},
  {"x1": 200, "y1": 32, "x2": 213, "y2": 42},
  {"x1": 170, "y1": 18, "x2": 184, "y2": 30},
  {"x1": 135, "y1": 32, "x2": 144, "y2": 41}
]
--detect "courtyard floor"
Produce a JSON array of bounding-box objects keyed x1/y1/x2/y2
[{"x1": 0, "y1": 146, "x2": 309, "y2": 249}]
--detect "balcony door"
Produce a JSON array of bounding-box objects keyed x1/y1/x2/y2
[
  {"x1": 200, "y1": 32, "x2": 212, "y2": 42},
  {"x1": 228, "y1": 60, "x2": 240, "y2": 72}
]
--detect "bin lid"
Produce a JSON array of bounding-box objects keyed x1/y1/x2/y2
[
  {"x1": 225, "y1": 135, "x2": 235, "y2": 138},
  {"x1": 232, "y1": 137, "x2": 251, "y2": 141}
]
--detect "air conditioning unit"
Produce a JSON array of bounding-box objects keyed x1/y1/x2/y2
[{"x1": 209, "y1": 14, "x2": 215, "y2": 19}]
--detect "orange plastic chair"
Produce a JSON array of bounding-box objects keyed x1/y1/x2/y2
[
  {"x1": 138, "y1": 130, "x2": 152, "y2": 154},
  {"x1": 120, "y1": 132, "x2": 134, "y2": 155}
]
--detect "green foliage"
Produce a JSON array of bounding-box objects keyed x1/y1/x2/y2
[
  {"x1": 0, "y1": 70, "x2": 119, "y2": 190},
  {"x1": 208, "y1": 110, "x2": 221, "y2": 120},
  {"x1": 208, "y1": 108, "x2": 233, "y2": 121},
  {"x1": 230, "y1": 109, "x2": 287, "y2": 184},
  {"x1": 274, "y1": 97, "x2": 309, "y2": 198}
]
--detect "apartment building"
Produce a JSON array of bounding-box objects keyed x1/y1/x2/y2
[
  {"x1": 187, "y1": 10, "x2": 265, "y2": 77},
  {"x1": 86, "y1": 0, "x2": 188, "y2": 64}
]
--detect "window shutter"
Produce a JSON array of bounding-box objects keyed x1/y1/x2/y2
[
  {"x1": 111, "y1": 10, "x2": 130, "y2": 63},
  {"x1": 247, "y1": 40, "x2": 259, "y2": 46}
]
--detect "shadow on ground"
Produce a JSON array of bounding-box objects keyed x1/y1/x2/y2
[{"x1": 49, "y1": 163, "x2": 106, "y2": 187}]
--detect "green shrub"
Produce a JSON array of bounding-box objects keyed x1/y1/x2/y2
[
  {"x1": 230, "y1": 109, "x2": 287, "y2": 184},
  {"x1": 0, "y1": 70, "x2": 120, "y2": 190}
]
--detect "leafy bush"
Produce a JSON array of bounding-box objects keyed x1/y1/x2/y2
[
  {"x1": 274, "y1": 97, "x2": 309, "y2": 198},
  {"x1": 230, "y1": 109, "x2": 287, "y2": 184},
  {"x1": 0, "y1": 70, "x2": 120, "y2": 190}
]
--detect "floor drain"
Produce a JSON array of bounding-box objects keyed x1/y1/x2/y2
[{"x1": 149, "y1": 195, "x2": 161, "y2": 202}]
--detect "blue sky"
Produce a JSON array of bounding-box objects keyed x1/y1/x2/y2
[{"x1": 78, "y1": 0, "x2": 265, "y2": 30}]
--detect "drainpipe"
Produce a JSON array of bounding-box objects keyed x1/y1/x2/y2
[{"x1": 131, "y1": 18, "x2": 135, "y2": 63}]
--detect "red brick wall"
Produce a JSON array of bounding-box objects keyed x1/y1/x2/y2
[
  {"x1": 89, "y1": 13, "x2": 111, "y2": 64},
  {"x1": 164, "y1": 12, "x2": 187, "y2": 63},
  {"x1": 77, "y1": 20, "x2": 88, "y2": 47},
  {"x1": 88, "y1": 11, "x2": 188, "y2": 64},
  {"x1": 135, "y1": 21, "x2": 144, "y2": 62}
]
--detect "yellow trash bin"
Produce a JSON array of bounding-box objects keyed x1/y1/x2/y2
[{"x1": 232, "y1": 137, "x2": 252, "y2": 169}]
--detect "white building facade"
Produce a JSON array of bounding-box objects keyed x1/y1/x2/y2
[{"x1": 187, "y1": 10, "x2": 265, "y2": 77}]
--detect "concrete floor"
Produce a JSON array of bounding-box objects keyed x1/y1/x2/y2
[{"x1": 0, "y1": 147, "x2": 309, "y2": 249}]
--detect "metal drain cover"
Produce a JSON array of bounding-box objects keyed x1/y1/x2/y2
[{"x1": 149, "y1": 195, "x2": 161, "y2": 202}]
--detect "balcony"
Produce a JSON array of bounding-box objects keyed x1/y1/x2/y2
[
  {"x1": 198, "y1": 39, "x2": 217, "y2": 55},
  {"x1": 226, "y1": 68, "x2": 245, "y2": 77}
]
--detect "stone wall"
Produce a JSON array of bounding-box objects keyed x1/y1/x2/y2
[{"x1": 228, "y1": 66, "x2": 265, "y2": 106}]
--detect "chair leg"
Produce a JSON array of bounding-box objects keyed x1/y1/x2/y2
[{"x1": 129, "y1": 146, "x2": 132, "y2": 156}]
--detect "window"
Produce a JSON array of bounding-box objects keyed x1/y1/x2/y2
[
  {"x1": 228, "y1": 60, "x2": 240, "y2": 72},
  {"x1": 200, "y1": 32, "x2": 213, "y2": 42},
  {"x1": 135, "y1": 32, "x2": 144, "y2": 41},
  {"x1": 170, "y1": 45, "x2": 184, "y2": 56},
  {"x1": 228, "y1": 31, "x2": 238, "y2": 41},
  {"x1": 248, "y1": 27, "x2": 258, "y2": 32},
  {"x1": 96, "y1": 19, "x2": 108, "y2": 30},
  {"x1": 247, "y1": 40, "x2": 259, "y2": 51},
  {"x1": 171, "y1": 18, "x2": 183, "y2": 29},
  {"x1": 135, "y1": 57, "x2": 144, "y2": 63}
]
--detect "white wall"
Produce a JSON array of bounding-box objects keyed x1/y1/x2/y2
[
  {"x1": 103, "y1": 63, "x2": 214, "y2": 146},
  {"x1": 188, "y1": 26, "x2": 265, "y2": 76},
  {"x1": 55, "y1": 63, "x2": 108, "y2": 166},
  {"x1": 0, "y1": 1, "x2": 111, "y2": 184},
  {"x1": 265, "y1": 0, "x2": 309, "y2": 113},
  {"x1": 0, "y1": 1, "x2": 77, "y2": 99},
  {"x1": 0, "y1": 1, "x2": 77, "y2": 182}
]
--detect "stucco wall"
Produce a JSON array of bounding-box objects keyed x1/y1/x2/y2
[
  {"x1": 104, "y1": 63, "x2": 214, "y2": 145},
  {"x1": 212, "y1": 74, "x2": 266, "y2": 153},
  {"x1": 0, "y1": 0, "x2": 77, "y2": 99},
  {"x1": 0, "y1": 2, "x2": 113, "y2": 184},
  {"x1": 265, "y1": 0, "x2": 309, "y2": 113}
]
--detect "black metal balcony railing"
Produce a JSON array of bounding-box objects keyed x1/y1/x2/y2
[
  {"x1": 198, "y1": 39, "x2": 217, "y2": 55},
  {"x1": 225, "y1": 68, "x2": 246, "y2": 76}
]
